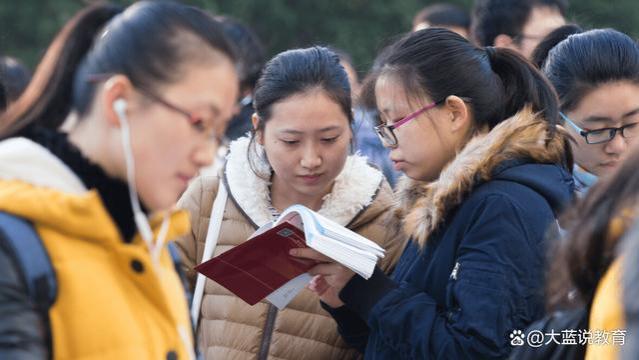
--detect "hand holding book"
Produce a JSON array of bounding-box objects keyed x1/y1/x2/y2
[
  {"x1": 195, "y1": 204, "x2": 384, "y2": 309},
  {"x1": 290, "y1": 248, "x2": 353, "y2": 308}
]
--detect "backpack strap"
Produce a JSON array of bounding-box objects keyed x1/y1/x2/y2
[
  {"x1": 167, "y1": 241, "x2": 200, "y2": 359},
  {"x1": 168, "y1": 242, "x2": 193, "y2": 309},
  {"x1": 0, "y1": 212, "x2": 57, "y2": 316}
]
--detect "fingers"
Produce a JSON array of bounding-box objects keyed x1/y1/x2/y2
[
  {"x1": 307, "y1": 275, "x2": 344, "y2": 308},
  {"x1": 308, "y1": 263, "x2": 345, "y2": 277},
  {"x1": 289, "y1": 248, "x2": 333, "y2": 262},
  {"x1": 308, "y1": 275, "x2": 330, "y2": 295},
  {"x1": 290, "y1": 249, "x2": 355, "y2": 291}
]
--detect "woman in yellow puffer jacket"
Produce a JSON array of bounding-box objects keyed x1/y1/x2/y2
[{"x1": 0, "y1": 2, "x2": 239, "y2": 359}]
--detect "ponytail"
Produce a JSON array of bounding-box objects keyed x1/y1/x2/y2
[
  {"x1": 485, "y1": 46, "x2": 560, "y2": 132},
  {"x1": 0, "y1": 3, "x2": 122, "y2": 138},
  {"x1": 360, "y1": 28, "x2": 572, "y2": 168},
  {"x1": 363, "y1": 28, "x2": 561, "y2": 131}
]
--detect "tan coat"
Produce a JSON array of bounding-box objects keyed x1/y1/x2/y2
[{"x1": 177, "y1": 137, "x2": 404, "y2": 360}]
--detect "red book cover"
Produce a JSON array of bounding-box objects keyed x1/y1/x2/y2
[{"x1": 194, "y1": 221, "x2": 315, "y2": 305}]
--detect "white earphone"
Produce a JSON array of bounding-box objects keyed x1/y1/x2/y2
[
  {"x1": 113, "y1": 98, "x2": 128, "y2": 120},
  {"x1": 112, "y1": 97, "x2": 167, "y2": 258},
  {"x1": 111, "y1": 96, "x2": 188, "y2": 357}
]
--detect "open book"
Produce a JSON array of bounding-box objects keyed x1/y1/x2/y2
[{"x1": 194, "y1": 204, "x2": 385, "y2": 309}]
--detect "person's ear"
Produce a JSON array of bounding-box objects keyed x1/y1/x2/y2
[
  {"x1": 101, "y1": 75, "x2": 135, "y2": 128},
  {"x1": 251, "y1": 113, "x2": 264, "y2": 145},
  {"x1": 444, "y1": 95, "x2": 470, "y2": 133},
  {"x1": 494, "y1": 34, "x2": 517, "y2": 51}
]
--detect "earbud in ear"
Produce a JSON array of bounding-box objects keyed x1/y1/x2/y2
[{"x1": 113, "y1": 98, "x2": 128, "y2": 123}]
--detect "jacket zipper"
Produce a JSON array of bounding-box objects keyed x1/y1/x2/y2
[
  {"x1": 450, "y1": 262, "x2": 460, "y2": 280},
  {"x1": 258, "y1": 304, "x2": 278, "y2": 360}
]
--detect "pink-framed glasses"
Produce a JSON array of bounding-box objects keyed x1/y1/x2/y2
[
  {"x1": 373, "y1": 99, "x2": 443, "y2": 148},
  {"x1": 373, "y1": 97, "x2": 472, "y2": 147},
  {"x1": 87, "y1": 73, "x2": 220, "y2": 142}
]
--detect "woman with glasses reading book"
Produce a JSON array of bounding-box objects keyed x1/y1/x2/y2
[
  {"x1": 292, "y1": 28, "x2": 574, "y2": 359},
  {"x1": 0, "y1": 2, "x2": 238, "y2": 359},
  {"x1": 542, "y1": 29, "x2": 639, "y2": 196},
  {"x1": 176, "y1": 46, "x2": 404, "y2": 360}
]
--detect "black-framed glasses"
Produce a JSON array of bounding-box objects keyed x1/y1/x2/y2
[
  {"x1": 87, "y1": 74, "x2": 220, "y2": 143},
  {"x1": 560, "y1": 112, "x2": 639, "y2": 145}
]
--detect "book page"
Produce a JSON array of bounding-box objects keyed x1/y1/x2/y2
[
  {"x1": 275, "y1": 204, "x2": 384, "y2": 281},
  {"x1": 275, "y1": 210, "x2": 305, "y2": 231},
  {"x1": 311, "y1": 210, "x2": 384, "y2": 254},
  {"x1": 277, "y1": 205, "x2": 320, "y2": 236},
  {"x1": 265, "y1": 273, "x2": 312, "y2": 309},
  {"x1": 248, "y1": 221, "x2": 274, "y2": 239}
]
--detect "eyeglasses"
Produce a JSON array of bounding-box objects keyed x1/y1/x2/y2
[
  {"x1": 560, "y1": 112, "x2": 639, "y2": 145},
  {"x1": 374, "y1": 97, "x2": 471, "y2": 147},
  {"x1": 374, "y1": 100, "x2": 442, "y2": 148},
  {"x1": 87, "y1": 74, "x2": 220, "y2": 143}
]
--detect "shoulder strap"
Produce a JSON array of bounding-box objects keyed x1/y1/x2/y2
[
  {"x1": 168, "y1": 242, "x2": 193, "y2": 308},
  {"x1": 167, "y1": 240, "x2": 199, "y2": 360},
  {"x1": 190, "y1": 182, "x2": 228, "y2": 328},
  {"x1": 0, "y1": 212, "x2": 57, "y2": 315}
]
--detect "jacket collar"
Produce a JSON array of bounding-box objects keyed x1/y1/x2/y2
[
  {"x1": 573, "y1": 163, "x2": 598, "y2": 196},
  {"x1": 0, "y1": 137, "x2": 188, "y2": 244},
  {"x1": 223, "y1": 136, "x2": 384, "y2": 227},
  {"x1": 396, "y1": 107, "x2": 570, "y2": 247},
  {"x1": 0, "y1": 137, "x2": 86, "y2": 193}
]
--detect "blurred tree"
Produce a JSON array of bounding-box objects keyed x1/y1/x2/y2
[
  {"x1": 198, "y1": 0, "x2": 441, "y2": 73},
  {"x1": 570, "y1": 0, "x2": 639, "y2": 37},
  {"x1": 1, "y1": 0, "x2": 637, "y2": 77},
  {"x1": 0, "y1": 0, "x2": 464, "y2": 75},
  {"x1": 0, "y1": 0, "x2": 92, "y2": 72}
]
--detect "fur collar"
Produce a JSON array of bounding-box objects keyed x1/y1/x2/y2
[
  {"x1": 0, "y1": 137, "x2": 86, "y2": 193},
  {"x1": 396, "y1": 107, "x2": 569, "y2": 247},
  {"x1": 224, "y1": 136, "x2": 384, "y2": 227}
]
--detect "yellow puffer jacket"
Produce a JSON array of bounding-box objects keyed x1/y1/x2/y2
[
  {"x1": 177, "y1": 136, "x2": 405, "y2": 360},
  {"x1": 0, "y1": 138, "x2": 194, "y2": 360},
  {"x1": 586, "y1": 259, "x2": 625, "y2": 360}
]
